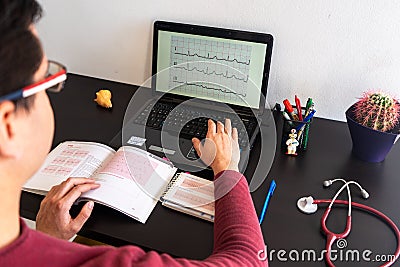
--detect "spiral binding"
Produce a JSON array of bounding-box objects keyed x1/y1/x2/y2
[{"x1": 160, "y1": 172, "x2": 182, "y2": 201}]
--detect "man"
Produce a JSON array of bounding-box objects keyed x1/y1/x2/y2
[{"x1": 0, "y1": 1, "x2": 267, "y2": 266}]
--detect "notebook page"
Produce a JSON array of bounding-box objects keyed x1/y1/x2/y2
[
  {"x1": 24, "y1": 141, "x2": 115, "y2": 194},
  {"x1": 82, "y1": 146, "x2": 177, "y2": 223},
  {"x1": 163, "y1": 173, "x2": 215, "y2": 216}
]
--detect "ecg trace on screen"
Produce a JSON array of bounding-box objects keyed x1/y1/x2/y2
[{"x1": 168, "y1": 36, "x2": 252, "y2": 103}]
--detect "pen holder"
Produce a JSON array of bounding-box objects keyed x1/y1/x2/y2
[{"x1": 281, "y1": 110, "x2": 312, "y2": 154}]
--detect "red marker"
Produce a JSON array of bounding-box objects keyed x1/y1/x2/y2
[
  {"x1": 283, "y1": 99, "x2": 299, "y2": 121},
  {"x1": 295, "y1": 95, "x2": 303, "y2": 121}
]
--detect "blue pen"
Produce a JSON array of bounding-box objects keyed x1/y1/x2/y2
[
  {"x1": 295, "y1": 109, "x2": 316, "y2": 131},
  {"x1": 259, "y1": 179, "x2": 276, "y2": 224}
]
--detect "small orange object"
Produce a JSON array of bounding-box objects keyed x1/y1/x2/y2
[{"x1": 94, "y1": 89, "x2": 112, "y2": 108}]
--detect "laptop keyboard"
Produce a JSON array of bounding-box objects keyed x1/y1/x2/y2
[{"x1": 133, "y1": 101, "x2": 257, "y2": 149}]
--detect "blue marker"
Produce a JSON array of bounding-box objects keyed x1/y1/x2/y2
[
  {"x1": 295, "y1": 109, "x2": 316, "y2": 131},
  {"x1": 259, "y1": 179, "x2": 276, "y2": 224},
  {"x1": 303, "y1": 109, "x2": 316, "y2": 122}
]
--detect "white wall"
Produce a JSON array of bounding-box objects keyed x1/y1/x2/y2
[{"x1": 37, "y1": 0, "x2": 400, "y2": 121}]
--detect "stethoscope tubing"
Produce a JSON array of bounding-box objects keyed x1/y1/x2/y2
[{"x1": 314, "y1": 199, "x2": 400, "y2": 267}]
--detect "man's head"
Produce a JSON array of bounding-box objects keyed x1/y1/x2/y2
[
  {"x1": 0, "y1": 0, "x2": 43, "y2": 110},
  {"x1": 0, "y1": 0, "x2": 55, "y2": 186}
]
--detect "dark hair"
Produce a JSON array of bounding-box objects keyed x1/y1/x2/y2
[{"x1": 0, "y1": 0, "x2": 43, "y2": 111}]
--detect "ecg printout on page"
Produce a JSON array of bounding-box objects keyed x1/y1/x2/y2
[
  {"x1": 160, "y1": 172, "x2": 215, "y2": 222},
  {"x1": 98, "y1": 149, "x2": 160, "y2": 187}
]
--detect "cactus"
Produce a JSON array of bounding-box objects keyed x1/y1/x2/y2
[{"x1": 353, "y1": 92, "x2": 400, "y2": 132}]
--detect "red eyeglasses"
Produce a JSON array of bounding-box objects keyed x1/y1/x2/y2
[{"x1": 0, "y1": 60, "x2": 67, "y2": 102}]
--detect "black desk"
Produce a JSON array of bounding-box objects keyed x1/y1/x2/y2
[{"x1": 21, "y1": 74, "x2": 400, "y2": 266}]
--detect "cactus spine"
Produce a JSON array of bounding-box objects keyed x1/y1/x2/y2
[{"x1": 354, "y1": 92, "x2": 400, "y2": 132}]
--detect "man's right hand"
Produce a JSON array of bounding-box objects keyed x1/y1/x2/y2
[{"x1": 192, "y1": 119, "x2": 240, "y2": 176}]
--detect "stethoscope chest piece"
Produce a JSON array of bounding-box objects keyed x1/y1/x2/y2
[{"x1": 297, "y1": 196, "x2": 318, "y2": 214}]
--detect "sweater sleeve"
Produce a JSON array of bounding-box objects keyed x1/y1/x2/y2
[{"x1": 205, "y1": 170, "x2": 268, "y2": 266}]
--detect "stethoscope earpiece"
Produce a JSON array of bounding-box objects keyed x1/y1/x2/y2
[
  {"x1": 361, "y1": 189, "x2": 369, "y2": 199},
  {"x1": 323, "y1": 180, "x2": 332, "y2": 187},
  {"x1": 323, "y1": 179, "x2": 369, "y2": 199}
]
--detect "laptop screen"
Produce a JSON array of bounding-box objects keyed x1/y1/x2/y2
[{"x1": 152, "y1": 21, "x2": 273, "y2": 110}]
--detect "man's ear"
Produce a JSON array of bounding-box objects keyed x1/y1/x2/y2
[{"x1": 0, "y1": 101, "x2": 21, "y2": 158}]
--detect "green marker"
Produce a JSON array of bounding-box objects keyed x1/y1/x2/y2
[
  {"x1": 302, "y1": 98, "x2": 313, "y2": 150},
  {"x1": 304, "y1": 98, "x2": 313, "y2": 117}
]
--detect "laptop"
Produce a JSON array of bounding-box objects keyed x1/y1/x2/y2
[{"x1": 110, "y1": 20, "x2": 273, "y2": 172}]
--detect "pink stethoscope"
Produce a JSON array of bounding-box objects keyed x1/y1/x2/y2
[{"x1": 297, "y1": 178, "x2": 400, "y2": 267}]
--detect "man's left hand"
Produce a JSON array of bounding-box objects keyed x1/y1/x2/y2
[{"x1": 36, "y1": 177, "x2": 100, "y2": 240}]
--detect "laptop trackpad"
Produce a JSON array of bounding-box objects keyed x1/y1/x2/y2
[{"x1": 153, "y1": 132, "x2": 206, "y2": 171}]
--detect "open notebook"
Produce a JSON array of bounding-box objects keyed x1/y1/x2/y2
[
  {"x1": 161, "y1": 172, "x2": 215, "y2": 222},
  {"x1": 24, "y1": 141, "x2": 215, "y2": 223}
]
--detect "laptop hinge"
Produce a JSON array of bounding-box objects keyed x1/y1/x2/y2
[
  {"x1": 158, "y1": 95, "x2": 183, "y2": 104},
  {"x1": 235, "y1": 107, "x2": 260, "y2": 117}
]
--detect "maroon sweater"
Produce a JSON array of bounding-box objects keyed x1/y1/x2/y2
[{"x1": 0, "y1": 171, "x2": 267, "y2": 266}]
